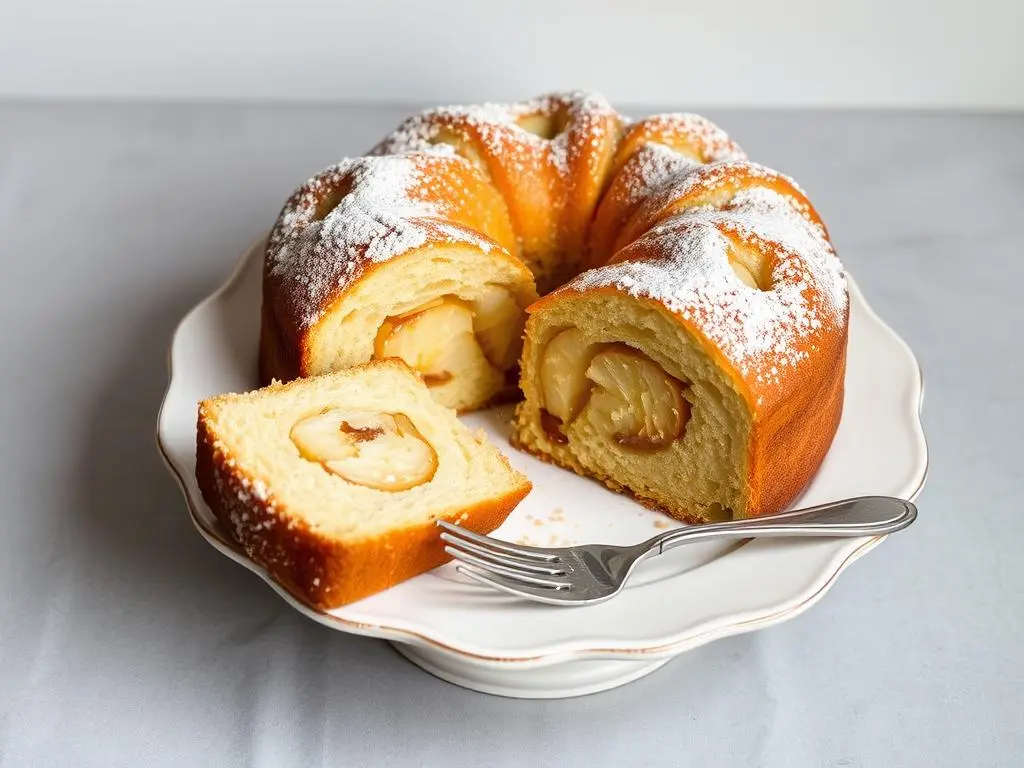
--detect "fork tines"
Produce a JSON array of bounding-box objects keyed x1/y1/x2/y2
[{"x1": 436, "y1": 520, "x2": 572, "y2": 594}]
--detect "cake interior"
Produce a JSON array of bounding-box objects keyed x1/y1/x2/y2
[
  {"x1": 514, "y1": 293, "x2": 752, "y2": 521},
  {"x1": 305, "y1": 244, "x2": 535, "y2": 412},
  {"x1": 204, "y1": 364, "x2": 523, "y2": 540}
]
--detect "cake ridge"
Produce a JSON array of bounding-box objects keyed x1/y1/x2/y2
[
  {"x1": 266, "y1": 152, "x2": 512, "y2": 331},
  {"x1": 260, "y1": 89, "x2": 849, "y2": 467}
]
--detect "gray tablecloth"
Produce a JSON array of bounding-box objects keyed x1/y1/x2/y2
[{"x1": 0, "y1": 102, "x2": 1020, "y2": 767}]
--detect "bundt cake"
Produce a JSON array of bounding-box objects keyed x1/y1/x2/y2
[
  {"x1": 196, "y1": 361, "x2": 532, "y2": 609},
  {"x1": 257, "y1": 90, "x2": 849, "y2": 523}
]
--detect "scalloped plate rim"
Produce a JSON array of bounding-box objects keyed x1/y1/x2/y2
[{"x1": 156, "y1": 236, "x2": 927, "y2": 668}]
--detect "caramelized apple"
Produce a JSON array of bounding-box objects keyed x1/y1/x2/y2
[
  {"x1": 290, "y1": 409, "x2": 438, "y2": 491},
  {"x1": 585, "y1": 345, "x2": 689, "y2": 448},
  {"x1": 375, "y1": 299, "x2": 477, "y2": 385}
]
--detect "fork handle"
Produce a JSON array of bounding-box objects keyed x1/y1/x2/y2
[{"x1": 650, "y1": 496, "x2": 917, "y2": 555}]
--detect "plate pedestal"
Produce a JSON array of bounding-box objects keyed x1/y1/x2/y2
[{"x1": 391, "y1": 642, "x2": 671, "y2": 698}]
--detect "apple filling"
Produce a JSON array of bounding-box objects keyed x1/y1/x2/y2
[
  {"x1": 539, "y1": 330, "x2": 690, "y2": 449},
  {"x1": 290, "y1": 408, "x2": 438, "y2": 491},
  {"x1": 373, "y1": 286, "x2": 523, "y2": 386}
]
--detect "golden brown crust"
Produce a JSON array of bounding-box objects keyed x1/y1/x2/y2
[
  {"x1": 259, "y1": 152, "x2": 524, "y2": 387},
  {"x1": 372, "y1": 92, "x2": 623, "y2": 293},
  {"x1": 259, "y1": 293, "x2": 303, "y2": 385},
  {"x1": 611, "y1": 114, "x2": 747, "y2": 175},
  {"x1": 745, "y1": 310, "x2": 848, "y2": 515},
  {"x1": 257, "y1": 93, "x2": 847, "y2": 527},
  {"x1": 611, "y1": 161, "x2": 829, "y2": 260},
  {"x1": 512, "y1": 291, "x2": 845, "y2": 520},
  {"x1": 197, "y1": 394, "x2": 531, "y2": 610},
  {"x1": 588, "y1": 114, "x2": 748, "y2": 267},
  {"x1": 259, "y1": 238, "x2": 536, "y2": 390},
  {"x1": 518, "y1": 166, "x2": 847, "y2": 519}
]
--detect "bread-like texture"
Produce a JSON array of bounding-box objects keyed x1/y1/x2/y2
[
  {"x1": 512, "y1": 165, "x2": 848, "y2": 523},
  {"x1": 263, "y1": 96, "x2": 760, "y2": 418},
  {"x1": 261, "y1": 237, "x2": 537, "y2": 412},
  {"x1": 259, "y1": 91, "x2": 850, "y2": 527},
  {"x1": 260, "y1": 152, "x2": 538, "y2": 412},
  {"x1": 196, "y1": 360, "x2": 532, "y2": 609},
  {"x1": 511, "y1": 290, "x2": 846, "y2": 523}
]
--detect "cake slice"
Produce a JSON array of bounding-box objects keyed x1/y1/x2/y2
[{"x1": 196, "y1": 360, "x2": 531, "y2": 609}]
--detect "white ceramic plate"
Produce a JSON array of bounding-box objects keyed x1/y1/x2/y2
[{"x1": 157, "y1": 238, "x2": 927, "y2": 698}]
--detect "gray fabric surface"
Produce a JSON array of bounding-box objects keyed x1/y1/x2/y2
[{"x1": 0, "y1": 102, "x2": 1020, "y2": 767}]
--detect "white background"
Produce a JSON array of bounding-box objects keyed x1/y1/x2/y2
[{"x1": 2, "y1": 0, "x2": 1021, "y2": 108}]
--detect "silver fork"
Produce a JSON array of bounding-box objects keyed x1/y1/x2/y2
[{"x1": 437, "y1": 496, "x2": 917, "y2": 606}]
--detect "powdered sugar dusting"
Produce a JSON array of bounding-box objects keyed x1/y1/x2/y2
[
  {"x1": 266, "y1": 154, "x2": 499, "y2": 330},
  {"x1": 615, "y1": 143, "x2": 701, "y2": 208},
  {"x1": 373, "y1": 101, "x2": 516, "y2": 156},
  {"x1": 372, "y1": 90, "x2": 618, "y2": 190},
  {"x1": 632, "y1": 113, "x2": 747, "y2": 164},
  {"x1": 570, "y1": 184, "x2": 847, "y2": 397},
  {"x1": 612, "y1": 113, "x2": 749, "y2": 207},
  {"x1": 625, "y1": 160, "x2": 822, "y2": 243},
  {"x1": 263, "y1": 90, "x2": 847, "y2": 401}
]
